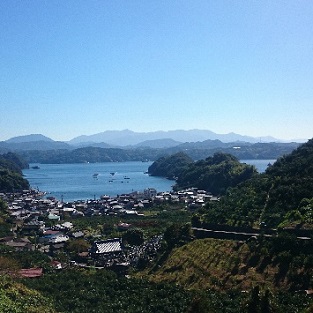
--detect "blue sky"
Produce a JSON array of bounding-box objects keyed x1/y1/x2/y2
[{"x1": 1, "y1": 1, "x2": 312, "y2": 141}]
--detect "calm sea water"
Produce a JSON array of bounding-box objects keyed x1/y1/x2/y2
[
  {"x1": 23, "y1": 162, "x2": 173, "y2": 202},
  {"x1": 23, "y1": 160, "x2": 275, "y2": 202},
  {"x1": 241, "y1": 159, "x2": 276, "y2": 173}
]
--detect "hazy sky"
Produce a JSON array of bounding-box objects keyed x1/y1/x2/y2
[{"x1": 1, "y1": 1, "x2": 312, "y2": 141}]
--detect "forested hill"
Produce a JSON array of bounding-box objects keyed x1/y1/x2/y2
[
  {"x1": 165, "y1": 141, "x2": 300, "y2": 160},
  {"x1": 14, "y1": 141, "x2": 300, "y2": 164},
  {"x1": 147, "y1": 152, "x2": 193, "y2": 179},
  {"x1": 0, "y1": 152, "x2": 29, "y2": 192},
  {"x1": 197, "y1": 138, "x2": 313, "y2": 229},
  {"x1": 149, "y1": 152, "x2": 257, "y2": 195},
  {"x1": 177, "y1": 153, "x2": 257, "y2": 195},
  {"x1": 19, "y1": 147, "x2": 162, "y2": 164}
]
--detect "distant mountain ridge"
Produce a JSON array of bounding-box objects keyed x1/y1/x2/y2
[
  {"x1": 0, "y1": 141, "x2": 71, "y2": 152},
  {"x1": 1, "y1": 130, "x2": 306, "y2": 153},
  {"x1": 6, "y1": 134, "x2": 54, "y2": 143},
  {"x1": 68, "y1": 129, "x2": 282, "y2": 146},
  {"x1": 133, "y1": 138, "x2": 182, "y2": 149},
  {"x1": 1, "y1": 134, "x2": 71, "y2": 152}
]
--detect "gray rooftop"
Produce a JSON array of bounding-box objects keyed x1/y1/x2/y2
[{"x1": 92, "y1": 239, "x2": 122, "y2": 254}]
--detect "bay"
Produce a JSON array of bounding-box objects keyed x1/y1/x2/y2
[
  {"x1": 23, "y1": 159, "x2": 275, "y2": 202},
  {"x1": 23, "y1": 162, "x2": 173, "y2": 202},
  {"x1": 240, "y1": 159, "x2": 276, "y2": 173}
]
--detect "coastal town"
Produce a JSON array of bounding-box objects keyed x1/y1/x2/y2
[{"x1": 0, "y1": 187, "x2": 217, "y2": 277}]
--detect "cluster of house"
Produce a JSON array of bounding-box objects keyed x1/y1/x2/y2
[
  {"x1": 0, "y1": 187, "x2": 218, "y2": 272},
  {"x1": 1, "y1": 187, "x2": 217, "y2": 222}
]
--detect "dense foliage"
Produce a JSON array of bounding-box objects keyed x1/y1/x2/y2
[
  {"x1": 0, "y1": 248, "x2": 51, "y2": 271},
  {"x1": 0, "y1": 275, "x2": 55, "y2": 313},
  {"x1": 176, "y1": 152, "x2": 257, "y2": 195},
  {"x1": 148, "y1": 152, "x2": 193, "y2": 178},
  {"x1": 20, "y1": 267, "x2": 313, "y2": 313},
  {"x1": 264, "y1": 139, "x2": 313, "y2": 224},
  {"x1": 122, "y1": 228, "x2": 144, "y2": 246},
  {"x1": 22, "y1": 269, "x2": 193, "y2": 313},
  {"x1": 0, "y1": 152, "x2": 28, "y2": 173},
  {"x1": 0, "y1": 153, "x2": 29, "y2": 192},
  {"x1": 196, "y1": 138, "x2": 313, "y2": 228},
  {"x1": 149, "y1": 152, "x2": 257, "y2": 195}
]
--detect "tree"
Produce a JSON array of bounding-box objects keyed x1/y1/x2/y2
[
  {"x1": 260, "y1": 290, "x2": 272, "y2": 313},
  {"x1": 246, "y1": 286, "x2": 260, "y2": 313},
  {"x1": 0, "y1": 256, "x2": 20, "y2": 272},
  {"x1": 122, "y1": 228, "x2": 144, "y2": 246},
  {"x1": 66, "y1": 239, "x2": 90, "y2": 254},
  {"x1": 164, "y1": 223, "x2": 193, "y2": 248}
]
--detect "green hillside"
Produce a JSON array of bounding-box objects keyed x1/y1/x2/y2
[
  {"x1": 145, "y1": 236, "x2": 313, "y2": 292},
  {"x1": 196, "y1": 138, "x2": 313, "y2": 229},
  {"x1": 0, "y1": 276, "x2": 55, "y2": 313},
  {"x1": 149, "y1": 152, "x2": 257, "y2": 195},
  {"x1": 0, "y1": 152, "x2": 29, "y2": 192},
  {"x1": 176, "y1": 152, "x2": 257, "y2": 195},
  {"x1": 148, "y1": 152, "x2": 193, "y2": 179}
]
